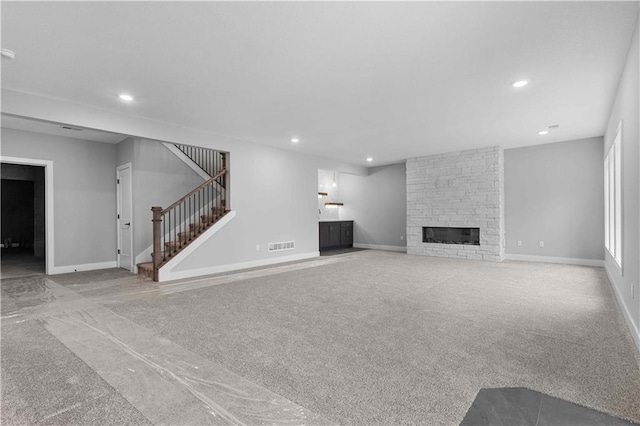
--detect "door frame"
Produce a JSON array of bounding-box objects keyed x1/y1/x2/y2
[
  {"x1": 1, "y1": 156, "x2": 54, "y2": 275},
  {"x1": 116, "y1": 163, "x2": 133, "y2": 272}
]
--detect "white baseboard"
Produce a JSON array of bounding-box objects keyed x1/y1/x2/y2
[
  {"x1": 605, "y1": 263, "x2": 640, "y2": 357},
  {"x1": 159, "y1": 251, "x2": 320, "y2": 282},
  {"x1": 504, "y1": 254, "x2": 604, "y2": 267},
  {"x1": 353, "y1": 243, "x2": 407, "y2": 253},
  {"x1": 50, "y1": 261, "x2": 118, "y2": 275}
]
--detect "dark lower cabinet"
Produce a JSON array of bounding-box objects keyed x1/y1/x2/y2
[
  {"x1": 319, "y1": 221, "x2": 353, "y2": 251},
  {"x1": 319, "y1": 223, "x2": 331, "y2": 249},
  {"x1": 340, "y1": 222, "x2": 353, "y2": 245}
]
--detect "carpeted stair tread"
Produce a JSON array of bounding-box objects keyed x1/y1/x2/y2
[
  {"x1": 177, "y1": 232, "x2": 196, "y2": 241},
  {"x1": 189, "y1": 222, "x2": 206, "y2": 231},
  {"x1": 200, "y1": 214, "x2": 216, "y2": 223},
  {"x1": 136, "y1": 262, "x2": 154, "y2": 279},
  {"x1": 164, "y1": 241, "x2": 184, "y2": 252}
]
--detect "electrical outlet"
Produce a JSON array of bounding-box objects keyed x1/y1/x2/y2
[
  {"x1": 632, "y1": 283, "x2": 635, "y2": 299},
  {"x1": 256, "y1": 244, "x2": 260, "y2": 251},
  {"x1": 539, "y1": 241, "x2": 544, "y2": 248},
  {"x1": 517, "y1": 240, "x2": 522, "y2": 247},
  {"x1": 400, "y1": 235, "x2": 404, "y2": 241}
]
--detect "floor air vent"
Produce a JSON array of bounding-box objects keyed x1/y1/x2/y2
[{"x1": 268, "y1": 241, "x2": 295, "y2": 252}]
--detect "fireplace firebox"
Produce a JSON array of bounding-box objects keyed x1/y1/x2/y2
[{"x1": 423, "y1": 227, "x2": 480, "y2": 245}]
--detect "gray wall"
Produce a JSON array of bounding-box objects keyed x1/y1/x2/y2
[
  {"x1": 338, "y1": 164, "x2": 407, "y2": 249},
  {"x1": 127, "y1": 138, "x2": 204, "y2": 257},
  {"x1": 504, "y1": 137, "x2": 604, "y2": 260},
  {"x1": 173, "y1": 141, "x2": 320, "y2": 272},
  {"x1": 604, "y1": 11, "x2": 639, "y2": 345},
  {"x1": 1, "y1": 128, "x2": 117, "y2": 267},
  {"x1": 116, "y1": 136, "x2": 134, "y2": 166},
  {"x1": 2, "y1": 125, "x2": 361, "y2": 275},
  {"x1": 0, "y1": 86, "x2": 372, "y2": 277}
]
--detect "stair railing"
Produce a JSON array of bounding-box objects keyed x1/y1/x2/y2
[
  {"x1": 151, "y1": 151, "x2": 228, "y2": 281},
  {"x1": 174, "y1": 143, "x2": 223, "y2": 178}
]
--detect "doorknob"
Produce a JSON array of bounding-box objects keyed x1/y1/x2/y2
[{"x1": 125, "y1": 222, "x2": 131, "y2": 226}]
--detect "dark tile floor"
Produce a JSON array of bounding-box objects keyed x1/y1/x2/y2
[{"x1": 460, "y1": 387, "x2": 638, "y2": 426}]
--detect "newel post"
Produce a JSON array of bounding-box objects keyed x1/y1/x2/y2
[{"x1": 151, "y1": 206, "x2": 162, "y2": 282}]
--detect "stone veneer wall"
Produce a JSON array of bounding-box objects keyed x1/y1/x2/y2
[{"x1": 406, "y1": 146, "x2": 505, "y2": 261}]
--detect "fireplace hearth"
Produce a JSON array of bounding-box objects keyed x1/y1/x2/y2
[{"x1": 423, "y1": 227, "x2": 480, "y2": 245}]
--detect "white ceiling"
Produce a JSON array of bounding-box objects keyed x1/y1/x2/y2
[
  {"x1": 1, "y1": 115, "x2": 128, "y2": 144},
  {"x1": 1, "y1": 1, "x2": 638, "y2": 166}
]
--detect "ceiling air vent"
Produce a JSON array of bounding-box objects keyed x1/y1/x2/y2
[{"x1": 268, "y1": 241, "x2": 295, "y2": 253}]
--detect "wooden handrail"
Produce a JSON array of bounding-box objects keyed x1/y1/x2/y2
[
  {"x1": 161, "y1": 168, "x2": 227, "y2": 215},
  {"x1": 152, "y1": 146, "x2": 229, "y2": 281}
]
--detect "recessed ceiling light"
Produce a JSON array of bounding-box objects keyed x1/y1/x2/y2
[
  {"x1": 538, "y1": 130, "x2": 549, "y2": 135},
  {"x1": 366, "y1": 157, "x2": 373, "y2": 162},
  {"x1": 119, "y1": 94, "x2": 134, "y2": 102},
  {"x1": 291, "y1": 138, "x2": 299, "y2": 143},
  {"x1": 512, "y1": 80, "x2": 529, "y2": 88}
]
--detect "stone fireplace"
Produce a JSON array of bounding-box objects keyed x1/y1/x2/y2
[{"x1": 406, "y1": 146, "x2": 505, "y2": 261}]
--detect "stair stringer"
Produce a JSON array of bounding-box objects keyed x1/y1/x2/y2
[
  {"x1": 157, "y1": 210, "x2": 237, "y2": 282},
  {"x1": 162, "y1": 143, "x2": 210, "y2": 180}
]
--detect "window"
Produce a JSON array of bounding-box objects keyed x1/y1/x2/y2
[{"x1": 604, "y1": 122, "x2": 622, "y2": 268}]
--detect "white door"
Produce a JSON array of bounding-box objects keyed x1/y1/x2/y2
[{"x1": 117, "y1": 164, "x2": 133, "y2": 271}]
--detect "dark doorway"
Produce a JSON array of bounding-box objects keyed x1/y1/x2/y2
[{"x1": 1, "y1": 163, "x2": 46, "y2": 278}]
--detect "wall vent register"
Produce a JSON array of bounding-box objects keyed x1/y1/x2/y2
[
  {"x1": 423, "y1": 227, "x2": 480, "y2": 245},
  {"x1": 268, "y1": 241, "x2": 295, "y2": 252}
]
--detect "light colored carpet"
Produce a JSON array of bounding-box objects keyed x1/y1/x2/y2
[{"x1": 107, "y1": 250, "x2": 640, "y2": 425}]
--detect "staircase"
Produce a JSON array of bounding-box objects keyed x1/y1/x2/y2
[{"x1": 137, "y1": 144, "x2": 229, "y2": 281}]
